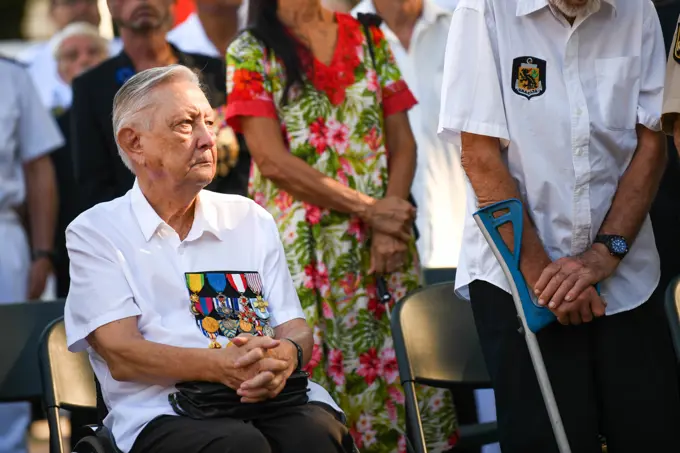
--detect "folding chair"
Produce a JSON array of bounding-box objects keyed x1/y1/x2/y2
[
  {"x1": 39, "y1": 317, "x2": 119, "y2": 453},
  {"x1": 391, "y1": 283, "x2": 498, "y2": 452},
  {"x1": 664, "y1": 276, "x2": 680, "y2": 364}
]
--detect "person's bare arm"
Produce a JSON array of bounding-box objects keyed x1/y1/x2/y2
[
  {"x1": 384, "y1": 111, "x2": 416, "y2": 200},
  {"x1": 241, "y1": 116, "x2": 414, "y2": 240},
  {"x1": 88, "y1": 317, "x2": 285, "y2": 389},
  {"x1": 536, "y1": 125, "x2": 667, "y2": 308},
  {"x1": 461, "y1": 133, "x2": 551, "y2": 288},
  {"x1": 241, "y1": 116, "x2": 375, "y2": 216},
  {"x1": 23, "y1": 154, "x2": 58, "y2": 299}
]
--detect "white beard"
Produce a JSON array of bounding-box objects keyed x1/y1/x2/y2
[{"x1": 548, "y1": 0, "x2": 601, "y2": 18}]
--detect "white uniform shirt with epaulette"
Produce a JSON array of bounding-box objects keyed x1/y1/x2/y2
[
  {"x1": 438, "y1": 0, "x2": 666, "y2": 314},
  {"x1": 0, "y1": 57, "x2": 64, "y2": 214},
  {"x1": 662, "y1": 14, "x2": 680, "y2": 135}
]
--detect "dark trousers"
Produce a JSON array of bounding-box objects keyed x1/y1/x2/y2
[
  {"x1": 469, "y1": 280, "x2": 680, "y2": 453},
  {"x1": 129, "y1": 404, "x2": 353, "y2": 453}
]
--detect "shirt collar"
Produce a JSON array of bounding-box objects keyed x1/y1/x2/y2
[
  {"x1": 516, "y1": 0, "x2": 616, "y2": 17},
  {"x1": 130, "y1": 180, "x2": 225, "y2": 242}
]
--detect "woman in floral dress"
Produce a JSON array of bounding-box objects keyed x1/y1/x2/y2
[{"x1": 225, "y1": 1, "x2": 457, "y2": 451}]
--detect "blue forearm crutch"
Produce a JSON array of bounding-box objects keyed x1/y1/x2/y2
[{"x1": 473, "y1": 199, "x2": 571, "y2": 453}]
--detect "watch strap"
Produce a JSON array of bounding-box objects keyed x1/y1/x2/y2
[
  {"x1": 32, "y1": 249, "x2": 56, "y2": 264},
  {"x1": 285, "y1": 338, "x2": 303, "y2": 372}
]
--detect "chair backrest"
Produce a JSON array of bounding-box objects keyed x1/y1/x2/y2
[
  {"x1": 664, "y1": 276, "x2": 680, "y2": 364},
  {"x1": 39, "y1": 317, "x2": 97, "y2": 410},
  {"x1": 0, "y1": 300, "x2": 66, "y2": 402},
  {"x1": 391, "y1": 283, "x2": 491, "y2": 388}
]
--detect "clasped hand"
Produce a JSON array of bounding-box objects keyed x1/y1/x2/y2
[
  {"x1": 533, "y1": 246, "x2": 619, "y2": 325},
  {"x1": 220, "y1": 336, "x2": 297, "y2": 403},
  {"x1": 364, "y1": 196, "x2": 415, "y2": 274}
]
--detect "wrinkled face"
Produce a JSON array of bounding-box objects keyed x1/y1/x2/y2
[
  {"x1": 50, "y1": 0, "x2": 101, "y2": 30},
  {"x1": 549, "y1": 0, "x2": 599, "y2": 17},
  {"x1": 56, "y1": 35, "x2": 108, "y2": 85},
  {"x1": 108, "y1": 0, "x2": 173, "y2": 32},
  {"x1": 124, "y1": 80, "x2": 217, "y2": 190}
]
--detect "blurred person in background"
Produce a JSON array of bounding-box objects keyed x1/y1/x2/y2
[
  {"x1": 71, "y1": 0, "x2": 249, "y2": 216},
  {"x1": 167, "y1": 0, "x2": 244, "y2": 58},
  {"x1": 226, "y1": 1, "x2": 457, "y2": 451},
  {"x1": 0, "y1": 57, "x2": 62, "y2": 453},
  {"x1": 350, "y1": 1, "x2": 491, "y2": 451},
  {"x1": 51, "y1": 22, "x2": 109, "y2": 298},
  {"x1": 18, "y1": 0, "x2": 122, "y2": 113}
]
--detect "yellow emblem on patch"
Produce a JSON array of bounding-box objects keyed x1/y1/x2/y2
[{"x1": 512, "y1": 56, "x2": 546, "y2": 100}]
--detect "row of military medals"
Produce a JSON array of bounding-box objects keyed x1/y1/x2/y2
[{"x1": 186, "y1": 273, "x2": 274, "y2": 349}]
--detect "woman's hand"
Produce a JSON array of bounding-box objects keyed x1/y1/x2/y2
[
  {"x1": 362, "y1": 196, "x2": 416, "y2": 242},
  {"x1": 369, "y1": 231, "x2": 408, "y2": 274}
]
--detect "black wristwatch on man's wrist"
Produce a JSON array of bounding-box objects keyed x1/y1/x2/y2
[
  {"x1": 32, "y1": 249, "x2": 56, "y2": 265},
  {"x1": 285, "y1": 338, "x2": 303, "y2": 372},
  {"x1": 594, "y1": 234, "x2": 629, "y2": 259}
]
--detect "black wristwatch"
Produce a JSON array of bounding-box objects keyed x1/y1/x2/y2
[
  {"x1": 285, "y1": 338, "x2": 303, "y2": 372},
  {"x1": 594, "y1": 234, "x2": 629, "y2": 259}
]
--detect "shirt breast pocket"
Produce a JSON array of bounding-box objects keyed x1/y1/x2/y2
[{"x1": 595, "y1": 56, "x2": 641, "y2": 131}]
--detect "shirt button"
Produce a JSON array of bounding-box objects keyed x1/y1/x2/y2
[
  {"x1": 575, "y1": 146, "x2": 584, "y2": 156},
  {"x1": 178, "y1": 244, "x2": 185, "y2": 255}
]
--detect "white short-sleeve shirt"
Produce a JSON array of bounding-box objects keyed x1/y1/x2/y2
[
  {"x1": 438, "y1": 0, "x2": 665, "y2": 314},
  {"x1": 0, "y1": 58, "x2": 64, "y2": 212},
  {"x1": 64, "y1": 181, "x2": 340, "y2": 453}
]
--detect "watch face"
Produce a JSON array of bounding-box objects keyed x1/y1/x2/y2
[{"x1": 610, "y1": 236, "x2": 629, "y2": 255}]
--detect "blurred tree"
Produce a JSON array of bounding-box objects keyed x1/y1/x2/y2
[{"x1": 0, "y1": 0, "x2": 27, "y2": 39}]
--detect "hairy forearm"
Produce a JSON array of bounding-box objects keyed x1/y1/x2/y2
[
  {"x1": 24, "y1": 156, "x2": 58, "y2": 251},
  {"x1": 461, "y1": 133, "x2": 551, "y2": 288},
  {"x1": 598, "y1": 125, "x2": 667, "y2": 241},
  {"x1": 93, "y1": 336, "x2": 223, "y2": 385}
]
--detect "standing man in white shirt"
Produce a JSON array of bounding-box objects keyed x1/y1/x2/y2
[
  {"x1": 167, "y1": 0, "x2": 244, "y2": 58},
  {"x1": 351, "y1": 0, "x2": 467, "y2": 275},
  {"x1": 0, "y1": 58, "x2": 62, "y2": 453},
  {"x1": 439, "y1": 0, "x2": 680, "y2": 451}
]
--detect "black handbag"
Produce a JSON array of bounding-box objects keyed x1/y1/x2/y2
[{"x1": 168, "y1": 371, "x2": 310, "y2": 420}]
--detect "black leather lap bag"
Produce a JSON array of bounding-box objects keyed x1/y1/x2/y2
[{"x1": 169, "y1": 370, "x2": 310, "y2": 420}]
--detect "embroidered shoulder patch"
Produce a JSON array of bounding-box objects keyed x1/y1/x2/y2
[
  {"x1": 185, "y1": 271, "x2": 273, "y2": 349},
  {"x1": 511, "y1": 56, "x2": 546, "y2": 100},
  {"x1": 674, "y1": 21, "x2": 680, "y2": 64}
]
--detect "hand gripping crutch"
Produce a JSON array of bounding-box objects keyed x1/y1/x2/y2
[{"x1": 473, "y1": 199, "x2": 571, "y2": 453}]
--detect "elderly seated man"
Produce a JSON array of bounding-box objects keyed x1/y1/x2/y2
[{"x1": 64, "y1": 65, "x2": 353, "y2": 453}]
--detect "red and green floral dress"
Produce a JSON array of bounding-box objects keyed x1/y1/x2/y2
[{"x1": 226, "y1": 13, "x2": 457, "y2": 453}]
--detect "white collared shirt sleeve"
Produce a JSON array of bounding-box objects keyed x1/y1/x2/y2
[
  {"x1": 14, "y1": 66, "x2": 63, "y2": 162},
  {"x1": 636, "y1": 2, "x2": 666, "y2": 132},
  {"x1": 64, "y1": 218, "x2": 142, "y2": 352},
  {"x1": 438, "y1": 0, "x2": 509, "y2": 148},
  {"x1": 259, "y1": 210, "x2": 305, "y2": 328}
]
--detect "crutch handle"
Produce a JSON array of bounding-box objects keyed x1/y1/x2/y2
[{"x1": 473, "y1": 199, "x2": 556, "y2": 333}]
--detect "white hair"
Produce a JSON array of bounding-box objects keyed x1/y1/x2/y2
[
  {"x1": 112, "y1": 65, "x2": 201, "y2": 173},
  {"x1": 51, "y1": 22, "x2": 108, "y2": 60}
]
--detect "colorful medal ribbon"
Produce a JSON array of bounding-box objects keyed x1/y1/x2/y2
[
  {"x1": 186, "y1": 273, "x2": 205, "y2": 303},
  {"x1": 195, "y1": 297, "x2": 214, "y2": 316},
  {"x1": 226, "y1": 273, "x2": 248, "y2": 294},
  {"x1": 245, "y1": 273, "x2": 269, "y2": 313},
  {"x1": 206, "y1": 273, "x2": 227, "y2": 294}
]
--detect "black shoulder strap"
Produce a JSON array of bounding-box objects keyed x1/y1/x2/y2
[{"x1": 356, "y1": 13, "x2": 382, "y2": 70}]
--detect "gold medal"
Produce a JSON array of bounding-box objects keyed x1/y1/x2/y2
[
  {"x1": 240, "y1": 320, "x2": 253, "y2": 332},
  {"x1": 202, "y1": 316, "x2": 219, "y2": 333}
]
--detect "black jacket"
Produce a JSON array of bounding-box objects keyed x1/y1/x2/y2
[{"x1": 70, "y1": 44, "x2": 250, "y2": 213}]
